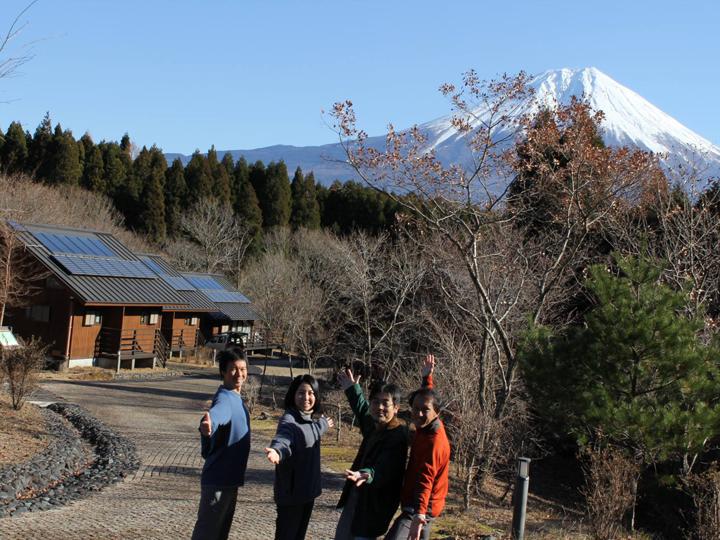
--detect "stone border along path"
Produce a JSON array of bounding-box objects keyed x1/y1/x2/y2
[{"x1": 0, "y1": 373, "x2": 346, "y2": 539}]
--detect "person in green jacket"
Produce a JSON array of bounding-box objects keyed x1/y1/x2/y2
[{"x1": 334, "y1": 368, "x2": 409, "y2": 540}]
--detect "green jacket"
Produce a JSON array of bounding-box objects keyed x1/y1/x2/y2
[{"x1": 337, "y1": 383, "x2": 409, "y2": 537}]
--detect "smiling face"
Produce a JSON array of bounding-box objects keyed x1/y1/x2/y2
[
  {"x1": 222, "y1": 359, "x2": 248, "y2": 392},
  {"x1": 294, "y1": 382, "x2": 316, "y2": 413},
  {"x1": 370, "y1": 392, "x2": 399, "y2": 426},
  {"x1": 411, "y1": 394, "x2": 438, "y2": 429}
]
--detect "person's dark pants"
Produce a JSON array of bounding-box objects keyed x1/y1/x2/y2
[
  {"x1": 275, "y1": 500, "x2": 315, "y2": 540},
  {"x1": 384, "y1": 512, "x2": 433, "y2": 540},
  {"x1": 191, "y1": 486, "x2": 239, "y2": 540}
]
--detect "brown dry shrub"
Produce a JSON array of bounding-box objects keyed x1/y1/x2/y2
[
  {"x1": 685, "y1": 466, "x2": 720, "y2": 540},
  {"x1": 1, "y1": 337, "x2": 48, "y2": 410},
  {"x1": 581, "y1": 444, "x2": 640, "y2": 540}
]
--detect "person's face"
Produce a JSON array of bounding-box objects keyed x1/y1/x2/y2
[
  {"x1": 411, "y1": 394, "x2": 438, "y2": 429},
  {"x1": 370, "y1": 392, "x2": 399, "y2": 426},
  {"x1": 222, "y1": 359, "x2": 247, "y2": 392},
  {"x1": 294, "y1": 382, "x2": 316, "y2": 412}
]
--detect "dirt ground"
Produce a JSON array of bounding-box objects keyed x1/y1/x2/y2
[{"x1": 0, "y1": 393, "x2": 50, "y2": 465}]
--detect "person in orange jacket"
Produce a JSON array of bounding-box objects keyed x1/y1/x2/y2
[{"x1": 385, "y1": 354, "x2": 450, "y2": 540}]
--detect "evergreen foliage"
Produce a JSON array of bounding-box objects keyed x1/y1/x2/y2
[
  {"x1": 164, "y1": 158, "x2": 187, "y2": 238},
  {"x1": 319, "y1": 180, "x2": 398, "y2": 234},
  {"x1": 263, "y1": 161, "x2": 291, "y2": 228},
  {"x1": 185, "y1": 151, "x2": 213, "y2": 202},
  {"x1": 80, "y1": 134, "x2": 106, "y2": 192},
  {"x1": 48, "y1": 125, "x2": 82, "y2": 185},
  {"x1": 207, "y1": 145, "x2": 231, "y2": 202},
  {"x1": 29, "y1": 113, "x2": 53, "y2": 181},
  {"x1": 136, "y1": 146, "x2": 167, "y2": 242},
  {"x1": 1, "y1": 122, "x2": 29, "y2": 174},
  {"x1": 290, "y1": 167, "x2": 321, "y2": 229},
  {"x1": 520, "y1": 254, "x2": 720, "y2": 463}
]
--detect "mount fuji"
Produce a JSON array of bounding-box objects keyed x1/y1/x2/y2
[{"x1": 166, "y1": 67, "x2": 720, "y2": 186}]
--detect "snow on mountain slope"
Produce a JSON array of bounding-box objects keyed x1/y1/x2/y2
[
  {"x1": 166, "y1": 68, "x2": 720, "y2": 186},
  {"x1": 417, "y1": 67, "x2": 720, "y2": 181}
]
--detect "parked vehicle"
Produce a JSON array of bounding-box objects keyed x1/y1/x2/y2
[{"x1": 205, "y1": 332, "x2": 246, "y2": 351}]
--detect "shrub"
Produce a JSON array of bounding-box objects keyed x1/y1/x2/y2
[
  {"x1": 685, "y1": 467, "x2": 720, "y2": 540},
  {"x1": 582, "y1": 443, "x2": 640, "y2": 540},
  {"x1": 1, "y1": 337, "x2": 47, "y2": 410}
]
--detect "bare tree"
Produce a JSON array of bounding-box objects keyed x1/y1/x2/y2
[
  {"x1": 0, "y1": 1, "x2": 38, "y2": 84},
  {"x1": 0, "y1": 220, "x2": 48, "y2": 325},
  {"x1": 334, "y1": 232, "x2": 426, "y2": 378},
  {"x1": 330, "y1": 72, "x2": 662, "y2": 496},
  {"x1": 168, "y1": 197, "x2": 251, "y2": 281}
]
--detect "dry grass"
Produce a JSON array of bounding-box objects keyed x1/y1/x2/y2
[
  {"x1": 37, "y1": 366, "x2": 174, "y2": 382},
  {"x1": 0, "y1": 392, "x2": 49, "y2": 465}
]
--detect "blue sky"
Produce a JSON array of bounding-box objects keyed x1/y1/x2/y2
[{"x1": 1, "y1": 0, "x2": 718, "y2": 154}]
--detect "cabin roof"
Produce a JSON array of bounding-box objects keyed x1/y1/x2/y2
[{"x1": 12, "y1": 222, "x2": 190, "y2": 308}]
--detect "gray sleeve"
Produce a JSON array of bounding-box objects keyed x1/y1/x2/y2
[
  {"x1": 316, "y1": 416, "x2": 329, "y2": 436},
  {"x1": 269, "y1": 414, "x2": 295, "y2": 461}
]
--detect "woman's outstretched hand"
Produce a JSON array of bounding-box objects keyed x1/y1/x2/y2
[{"x1": 264, "y1": 447, "x2": 280, "y2": 465}]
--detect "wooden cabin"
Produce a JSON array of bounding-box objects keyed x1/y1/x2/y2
[
  {"x1": 137, "y1": 254, "x2": 215, "y2": 357},
  {"x1": 180, "y1": 272, "x2": 258, "y2": 344},
  {"x1": 7, "y1": 223, "x2": 194, "y2": 370}
]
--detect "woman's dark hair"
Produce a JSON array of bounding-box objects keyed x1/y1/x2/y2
[
  {"x1": 369, "y1": 382, "x2": 401, "y2": 406},
  {"x1": 284, "y1": 374, "x2": 322, "y2": 414},
  {"x1": 217, "y1": 348, "x2": 246, "y2": 377}
]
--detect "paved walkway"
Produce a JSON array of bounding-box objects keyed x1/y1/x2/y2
[{"x1": 0, "y1": 374, "x2": 345, "y2": 539}]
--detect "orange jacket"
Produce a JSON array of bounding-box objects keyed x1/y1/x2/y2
[{"x1": 401, "y1": 374, "x2": 451, "y2": 517}]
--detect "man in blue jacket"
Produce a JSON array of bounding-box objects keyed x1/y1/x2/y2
[{"x1": 191, "y1": 349, "x2": 251, "y2": 540}]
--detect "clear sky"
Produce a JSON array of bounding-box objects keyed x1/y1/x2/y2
[{"x1": 1, "y1": 0, "x2": 718, "y2": 155}]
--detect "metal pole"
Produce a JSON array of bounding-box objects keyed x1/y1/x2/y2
[{"x1": 511, "y1": 457, "x2": 531, "y2": 540}]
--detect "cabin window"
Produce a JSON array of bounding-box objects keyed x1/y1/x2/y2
[
  {"x1": 83, "y1": 311, "x2": 102, "y2": 326},
  {"x1": 141, "y1": 313, "x2": 159, "y2": 325},
  {"x1": 184, "y1": 317, "x2": 199, "y2": 326},
  {"x1": 221, "y1": 325, "x2": 229, "y2": 333},
  {"x1": 28, "y1": 305, "x2": 51, "y2": 322}
]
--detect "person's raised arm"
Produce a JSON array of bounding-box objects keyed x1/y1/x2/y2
[
  {"x1": 421, "y1": 353, "x2": 435, "y2": 389},
  {"x1": 338, "y1": 366, "x2": 373, "y2": 436}
]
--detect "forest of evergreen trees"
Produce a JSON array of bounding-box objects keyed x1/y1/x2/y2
[{"x1": 0, "y1": 115, "x2": 400, "y2": 245}]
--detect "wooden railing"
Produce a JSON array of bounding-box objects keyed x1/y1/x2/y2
[{"x1": 95, "y1": 327, "x2": 170, "y2": 368}]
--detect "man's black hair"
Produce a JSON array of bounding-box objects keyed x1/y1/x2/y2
[
  {"x1": 217, "y1": 349, "x2": 246, "y2": 377},
  {"x1": 369, "y1": 382, "x2": 401, "y2": 406},
  {"x1": 408, "y1": 387, "x2": 440, "y2": 412},
  {"x1": 284, "y1": 374, "x2": 322, "y2": 414}
]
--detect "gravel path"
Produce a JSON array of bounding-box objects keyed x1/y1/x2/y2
[{"x1": 0, "y1": 374, "x2": 345, "y2": 539}]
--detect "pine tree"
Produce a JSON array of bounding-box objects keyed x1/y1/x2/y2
[
  {"x1": 207, "y1": 145, "x2": 231, "y2": 202},
  {"x1": 137, "y1": 146, "x2": 167, "y2": 243},
  {"x1": 125, "y1": 146, "x2": 152, "y2": 227},
  {"x1": 100, "y1": 141, "x2": 129, "y2": 200},
  {"x1": 164, "y1": 158, "x2": 188, "y2": 238},
  {"x1": 520, "y1": 254, "x2": 720, "y2": 463},
  {"x1": 29, "y1": 112, "x2": 53, "y2": 181},
  {"x1": 234, "y1": 173, "x2": 263, "y2": 252},
  {"x1": 261, "y1": 161, "x2": 291, "y2": 228},
  {"x1": 221, "y1": 153, "x2": 235, "y2": 205},
  {"x1": 185, "y1": 151, "x2": 213, "y2": 203},
  {"x1": 290, "y1": 167, "x2": 320, "y2": 229},
  {"x1": 79, "y1": 133, "x2": 105, "y2": 192},
  {"x1": 48, "y1": 124, "x2": 81, "y2": 185},
  {"x1": 1, "y1": 121, "x2": 29, "y2": 174}
]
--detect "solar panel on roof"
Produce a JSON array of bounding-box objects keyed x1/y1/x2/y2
[
  {"x1": 53, "y1": 254, "x2": 156, "y2": 279},
  {"x1": 34, "y1": 231, "x2": 115, "y2": 257},
  {"x1": 186, "y1": 276, "x2": 224, "y2": 290},
  {"x1": 204, "y1": 290, "x2": 250, "y2": 303},
  {"x1": 139, "y1": 257, "x2": 195, "y2": 290}
]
